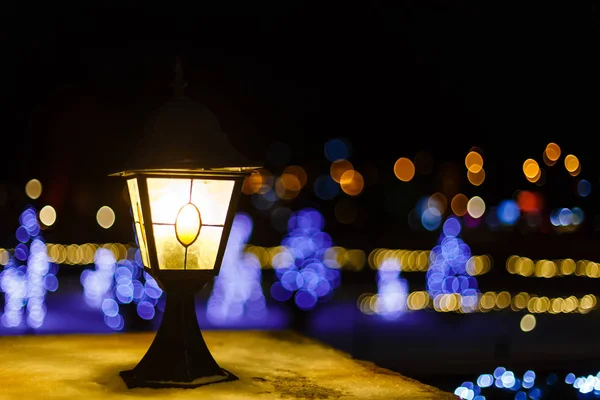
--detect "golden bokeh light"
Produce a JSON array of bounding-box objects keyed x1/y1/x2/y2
[
  {"x1": 25, "y1": 179, "x2": 42, "y2": 200},
  {"x1": 522, "y1": 159, "x2": 540, "y2": 180},
  {"x1": 465, "y1": 151, "x2": 483, "y2": 173},
  {"x1": 520, "y1": 314, "x2": 536, "y2": 332},
  {"x1": 275, "y1": 173, "x2": 302, "y2": 200},
  {"x1": 330, "y1": 160, "x2": 354, "y2": 183},
  {"x1": 340, "y1": 170, "x2": 364, "y2": 196},
  {"x1": 467, "y1": 168, "x2": 485, "y2": 186},
  {"x1": 467, "y1": 196, "x2": 486, "y2": 219},
  {"x1": 393, "y1": 158, "x2": 415, "y2": 182},
  {"x1": 451, "y1": 193, "x2": 468, "y2": 216},
  {"x1": 96, "y1": 206, "x2": 116, "y2": 229},
  {"x1": 564, "y1": 154, "x2": 579, "y2": 173},
  {"x1": 545, "y1": 142, "x2": 561, "y2": 162},
  {"x1": 39, "y1": 205, "x2": 57, "y2": 227},
  {"x1": 242, "y1": 171, "x2": 264, "y2": 195},
  {"x1": 283, "y1": 165, "x2": 307, "y2": 188}
]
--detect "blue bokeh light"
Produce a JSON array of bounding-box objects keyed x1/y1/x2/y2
[
  {"x1": 577, "y1": 179, "x2": 591, "y2": 197},
  {"x1": 271, "y1": 208, "x2": 339, "y2": 310},
  {"x1": 207, "y1": 213, "x2": 267, "y2": 325},
  {"x1": 324, "y1": 138, "x2": 350, "y2": 162},
  {"x1": 497, "y1": 200, "x2": 520, "y2": 225}
]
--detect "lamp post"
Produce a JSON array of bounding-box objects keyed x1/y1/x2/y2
[{"x1": 111, "y1": 57, "x2": 260, "y2": 389}]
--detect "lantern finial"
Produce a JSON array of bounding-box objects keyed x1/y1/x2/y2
[{"x1": 172, "y1": 56, "x2": 187, "y2": 99}]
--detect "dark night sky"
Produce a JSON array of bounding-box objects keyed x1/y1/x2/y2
[{"x1": 1, "y1": 3, "x2": 598, "y2": 249}]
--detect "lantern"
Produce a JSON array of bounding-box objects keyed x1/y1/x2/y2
[{"x1": 112, "y1": 57, "x2": 260, "y2": 389}]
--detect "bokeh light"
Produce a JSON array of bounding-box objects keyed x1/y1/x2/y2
[
  {"x1": 394, "y1": 158, "x2": 415, "y2": 182},
  {"x1": 39, "y1": 205, "x2": 57, "y2": 227},
  {"x1": 577, "y1": 179, "x2": 591, "y2": 197},
  {"x1": 467, "y1": 168, "x2": 485, "y2": 186},
  {"x1": 545, "y1": 142, "x2": 561, "y2": 162},
  {"x1": 465, "y1": 151, "x2": 483, "y2": 173},
  {"x1": 564, "y1": 154, "x2": 579, "y2": 173},
  {"x1": 324, "y1": 138, "x2": 350, "y2": 162},
  {"x1": 25, "y1": 179, "x2": 42, "y2": 200},
  {"x1": 96, "y1": 206, "x2": 115, "y2": 229},
  {"x1": 497, "y1": 200, "x2": 520, "y2": 225},
  {"x1": 467, "y1": 196, "x2": 485, "y2": 219},
  {"x1": 523, "y1": 159, "x2": 540, "y2": 182},
  {"x1": 330, "y1": 160, "x2": 353, "y2": 183},
  {"x1": 520, "y1": 314, "x2": 536, "y2": 332},
  {"x1": 340, "y1": 170, "x2": 364, "y2": 196},
  {"x1": 451, "y1": 194, "x2": 469, "y2": 216}
]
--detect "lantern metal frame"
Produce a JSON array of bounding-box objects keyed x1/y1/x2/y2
[{"x1": 111, "y1": 168, "x2": 249, "y2": 287}]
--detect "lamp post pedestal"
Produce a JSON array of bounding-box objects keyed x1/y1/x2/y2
[{"x1": 120, "y1": 288, "x2": 237, "y2": 389}]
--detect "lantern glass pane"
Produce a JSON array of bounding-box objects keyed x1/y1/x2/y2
[
  {"x1": 147, "y1": 178, "x2": 191, "y2": 224},
  {"x1": 191, "y1": 179, "x2": 235, "y2": 225},
  {"x1": 186, "y1": 226, "x2": 223, "y2": 270},
  {"x1": 145, "y1": 176, "x2": 236, "y2": 270},
  {"x1": 153, "y1": 225, "x2": 185, "y2": 269},
  {"x1": 127, "y1": 178, "x2": 151, "y2": 268}
]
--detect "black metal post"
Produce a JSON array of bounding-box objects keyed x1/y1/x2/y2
[{"x1": 120, "y1": 290, "x2": 237, "y2": 389}]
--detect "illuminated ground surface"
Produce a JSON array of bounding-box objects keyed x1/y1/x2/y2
[{"x1": 1, "y1": 278, "x2": 599, "y2": 399}]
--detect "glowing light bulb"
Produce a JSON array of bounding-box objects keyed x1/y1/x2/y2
[{"x1": 175, "y1": 203, "x2": 201, "y2": 246}]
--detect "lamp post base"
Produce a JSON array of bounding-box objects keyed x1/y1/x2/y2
[
  {"x1": 120, "y1": 290, "x2": 237, "y2": 389},
  {"x1": 120, "y1": 368, "x2": 237, "y2": 389}
]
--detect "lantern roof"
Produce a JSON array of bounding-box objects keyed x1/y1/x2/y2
[{"x1": 121, "y1": 57, "x2": 260, "y2": 172}]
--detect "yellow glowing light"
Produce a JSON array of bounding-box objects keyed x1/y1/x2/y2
[
  {"x1": 143, "y1": 178, "x2": 233, "y2": 270},
  {"x1": 96, "y1": 206, "x2": 115, "y2": 229},
  {"x1": 467, "y1": 196, "x2": 485, "y2": 219},
  {"x1": 545, "y1": 142, "x2": 561, "y2": 161},
  {"x1": 564, "y1": 154, "x2": 579, "y2": 173},
  {"x1": 467, "y1": 168, "x2": 485, "y2": 186},
  {"x1": 451, "y1": 194, "x2": 468, "y2": 216},
  {"x1": 330, "y1": 160, "x2": 354, "y2": 183},
  {"x1": 39, "y1": 205, "x2": 57, "y2": 226},
  {"x1": 25, "y1": 179, "x2": 42, "y2": 200},
  {"x1": 275, "y1": 173, "x2": 302, "y2": 200},
  {"x1": 520, "y1": 314, "x2": 536, "y2": 332},
  {"x1": 465, "y1": 151, "x2": 483, "y2": 173},
  {"x1": 340, "y1": 170, "x2": 364, "y2": 196},
  {"x1": 175, "y1": 203, "x2": 201, "y2": 246},
  {"x1": 523, "y1": 159, "x2": 540, "y2": 179},
  {"x1": 393, "y1": 158, "x2": 415, "y2": 182},
  {"x1": 283, "y1": 165, "x2": 308, "y2": 188},
  {"x1": 242, "y1": 171, "x2": 263, "y2": 195}
]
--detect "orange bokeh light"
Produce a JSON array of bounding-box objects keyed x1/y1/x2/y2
[
  {"x1": 330, "y1": 160, "x2": 354, "y2": 183},
  {"x1": 523, "y1": 159, "x2": 540, "y2": 180},
  {"x1": 283, "y1": 165, "x2": 308, "y2": 188},
  {"x1": 545, "y1": 143, "x2": 561, "y2": 162},
  {"x1": 451, "y1": 193, "x2": 469, "y2": 216},
  {"x1": 465, "y1": 151, "x2": 484, "y2": 173},
  {"x1": 564, "y1": 154, "x2": 580, "y2": 173},
  {"x1": 340, "y1": 170, "x2": 364, "y2": 196},
  {"x1": 467, "y1": 168, "x2": 485, "y2": 186},
  {"x1": 394, "y1": 158, "x2": 415, "y2": 182}
]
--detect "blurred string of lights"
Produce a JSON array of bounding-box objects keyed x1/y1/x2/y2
[
  {"x1": 454, "y1": 367, "x2": 600, "y2": 399},
  {"x1": 269, "y1": 208, "x2": 341, "y2": 310},
  {"x1": 506, "y1": 255, "x2": 600, "y2": 278},
  {"x1": 0, "y1": 206, "x2": 58, "y2": 329},
  {"x1": 0, "y1": 139, "x2": 595, "y2": 326},
  {"x1": 207, "y1": 213, "x2": 267, "y2": 325}
]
